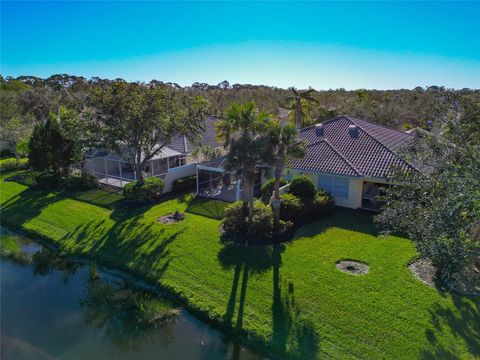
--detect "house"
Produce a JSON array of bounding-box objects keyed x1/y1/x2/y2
[
  {"x1": 83, "y1": 117, "x2": 221, "y2": 190},
  {"x1": 286, "y1": 115, "x2": 415, "y2": 210}
]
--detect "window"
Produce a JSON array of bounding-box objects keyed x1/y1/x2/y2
[{"x1": 318, "y1": 175, "x2": 349, "y2": 199}]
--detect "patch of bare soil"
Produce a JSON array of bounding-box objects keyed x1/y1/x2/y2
[
  {"x1": 336, "y1": 260, "x2": 369, "y2": 275},
  {"x1": 157, "y1": 211, "x2": 186, "y2": 225},
  {"x1": 409, "y1": 259, "x2": 436, "y2": 287},
  {"x1": 409, "y1": 255, "x2": 480, "y2": 295}
]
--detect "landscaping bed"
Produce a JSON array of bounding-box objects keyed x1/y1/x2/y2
[{"x1": 1, "y1": 171, "x2": 479, "y2": 360}]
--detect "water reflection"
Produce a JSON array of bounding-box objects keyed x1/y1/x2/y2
[{"x1": 0, "y1": 231, "x2": 264, "y2": 360}]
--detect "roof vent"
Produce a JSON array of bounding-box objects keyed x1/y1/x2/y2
[
  {"x1": 348, "y1": 124, "x2": 359, "y2": 137},
  {"x1": 315, "y1": 123, "x2": 324, "y2": 135}
]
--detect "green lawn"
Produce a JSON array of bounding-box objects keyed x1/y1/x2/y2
[{"x1": 1, "y1": 171, "x2": 478, "y2": 359}]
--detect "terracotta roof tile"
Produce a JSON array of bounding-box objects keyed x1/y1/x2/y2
[{"x1": 289, "y1": 115, "x2": 415, "y2": 179}]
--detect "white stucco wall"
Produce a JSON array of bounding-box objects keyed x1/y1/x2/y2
[
  {"x1": 288, "y1": 170, "x2": 364, "y2": 209},
  {"x1": 163, "y1": 163, "x2": 197, "y2": 192}
]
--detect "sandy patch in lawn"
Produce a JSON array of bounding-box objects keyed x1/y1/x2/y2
[
  {"x1": 157, "y1": 211, "x2": 186, "y2": 225},
  {"x1": 336, "y1": 260, "x2": 369, "y2": 275}
]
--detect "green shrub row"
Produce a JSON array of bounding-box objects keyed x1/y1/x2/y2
[
  {"x1": 280, "y1": 191, "x2": 333, "y2": 225},
  {"x1": 123, "y1": 177, "x2": 164, "y2": 204},
  {"x1": 260, "y1": 178, "x2": 288, "y2": 202},
  {"x1": 0, "y1": 158, "x2": 29, "y2": 172}
]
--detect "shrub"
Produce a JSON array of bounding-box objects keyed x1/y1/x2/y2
[
  {"x1": 223, "y1": 201, "x2": 248, "y2": 235},
  {"x1": 289, "y1": 175, "x2": 316, "y2": 203},
  {"x1": 310, "y1": 192, "x2": 335, "y2": 218},
  {"x1": 223, "y1": 201, "x2": 274, "y2": 243},
  {"x1": 280, "y1": 190, "x2": 334, "y2": 225},
  {"x1": 0, "y1": 158, "x2": 28, "y2": 172},
  {"x1": 172, "y1": 175, "x2": 196, "y2": 193},
  {"x1": 35, "y1": 172, "x2": 61, "y2": 190},
  {"x1": 279, "y1": 193, "x2": 303, "y2": 222},
  {"x1": 66, "y1": 172, "x2": 99, "y2": 191},
  {"x1": 246, "y1": 201, "x2": 274, "y2": 242},
  {"x1": 123, "y1": 177, "x2": 164, "y2": 204},
  {"x1": 260, "y1": 178, "x2": 288, "y2": 203}
]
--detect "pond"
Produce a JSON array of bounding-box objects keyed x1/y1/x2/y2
[{"x1": 0, "y1": 230, "x2": 265, "y2": 360}]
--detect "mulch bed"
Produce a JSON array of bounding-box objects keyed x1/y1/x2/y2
[
  {"x1": 157, "y1": 211, "x2": 186, "y2": 225},
  {"x1": 409, "y1": 256, "x2": 480, "y2": 295},
  {"x1": 336, "y1": 260, "x2": 369, "y2": 275}
]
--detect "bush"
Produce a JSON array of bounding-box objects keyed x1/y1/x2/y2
[
  {"x1": 0, "y1": 158, "x2": 28, "y2": 172},
  {"x1": 310, "y1": 192, "x2": 335, "y2": 217},
  {"x1": 279, "y1": 193, "x2": 303, "y2": 222},
  {"x1": 260, "y1": 178, "x2": 288, "y2": 203},
  {"x1": 246, "y1": 201, "x2": 274, "y2": 241},
  {"x1": 66, "y1": 173, "x2": 99, "y2": 191},
  {"x1": 280, "y1": 190, "x2": 334, "y2": 225},
  {"x1": 123, "y1": 177, "x2": 164, "y2": 204},
  {"x1": 289, "y1": 175, "x2": 316, "y2": 203},
  {"x1": 223, "y1": 201, "x2": 248, "y2": 235},
  {"x1": 223, "y1": 201, "x2": 274, "y2": 243},
  {"x1": 172, "y1": 175, "x2": 196, "y2": 193},
  {"x1": 35, "y1": 172, "x2": 61, "y2": 190}
]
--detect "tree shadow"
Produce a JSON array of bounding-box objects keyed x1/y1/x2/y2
[
  {"x1": 421, "y1": 294, "x2": 480, "y2": 359},
  {"x1": 218, "y1": 242, "x2": 320, "y2": 359},
  {"x1": 218, "y1": 242, "x2": 273, "y2": 329},
  {"x1": 0, "y1": 187, "x2": 64, "y2": 230}
]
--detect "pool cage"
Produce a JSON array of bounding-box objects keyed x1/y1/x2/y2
[
  {"x1": 83, "y1": 149, "x2": 186, "y2": 188},
  {"x1": 195, "y1": 157, "x2": 244, "y2": 202}
]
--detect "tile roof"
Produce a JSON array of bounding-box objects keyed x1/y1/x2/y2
[
  {"x1": 289, "y1": 115, "x2": 415, "y2": 179},
  {"x1": 167, "y1": 116, "x2": 221, "y2": 154}
]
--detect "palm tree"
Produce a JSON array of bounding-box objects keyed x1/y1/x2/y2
[
  {"x1": 217, "y1": 102, "x2": 272, "y2": 222},
  {"x1": 285, "y1": 88, "x2": 318, "y2": 127},
  {"x1": 268, "y1": 122, "x2": 305, "y2": 236}
]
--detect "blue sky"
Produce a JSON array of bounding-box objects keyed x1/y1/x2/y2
[{"x1": 1, "y1": 1, "x2": 479, "y2": 89}]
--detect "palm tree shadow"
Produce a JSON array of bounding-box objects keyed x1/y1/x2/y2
[{"x1": 217, "y1": 242, "x2": 320, "y2": 358}]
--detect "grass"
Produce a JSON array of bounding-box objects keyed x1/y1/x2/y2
[{"x1": 1, "y1": 170, "x2": 478, "y2": 359}]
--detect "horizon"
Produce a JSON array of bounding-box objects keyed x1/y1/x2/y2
[{"x1": 1, "y1": 1, "x2": 480, "y2": 90}]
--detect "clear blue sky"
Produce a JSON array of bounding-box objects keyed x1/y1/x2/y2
[{"x1": 1, "y1": 1, "x2": 479, "y2": 89}]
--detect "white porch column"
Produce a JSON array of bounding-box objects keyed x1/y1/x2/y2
[
  {"x1": 118, "y1": 159, "x2": 123, "y2": 187},
  {"x1": 103, "y1": 157, "x2": 108, "y2": 184},
  {"x1": 236, "y1": 178, "x2": 241, "y2": 201}
]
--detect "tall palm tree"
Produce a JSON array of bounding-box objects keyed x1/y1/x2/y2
[
  {"x1": 217, "y1": 102, "x2": 272, "y2": 222},
  {"x1": 268, "y1": 122, "x2": 305, "y2": 236},
  {"x1": 285, "y1": 88, "x2": 318, "y2": 127}
]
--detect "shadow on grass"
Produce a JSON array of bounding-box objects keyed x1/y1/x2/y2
[
  {"x1": 186, "y1": 197, "x2": 228, "y2": 220},
  {"x1": 1, "y1": 187, "x2": 63, "y2": 230},
  {"x1": 421, "y1": 295, "x2": 480, "y2": 359},
  {"x1": 217, "y1": 242, "x2": 320, "y2": 359}
]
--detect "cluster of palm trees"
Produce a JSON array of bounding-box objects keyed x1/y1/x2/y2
[{"x1": 216, "y1": 98, "x2": 307, "y2": 238}]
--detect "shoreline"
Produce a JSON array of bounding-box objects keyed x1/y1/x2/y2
[{"x1": 1, "y1": 224, "x2": 276, "y2": 360}]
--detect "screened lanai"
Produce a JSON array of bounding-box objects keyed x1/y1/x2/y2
[
  {"x1": 195, "y1": 156, "x2": 244, "y2": 202},
  {"x1": 83, "y1": 148, "x2": 187, "y2": 188}
]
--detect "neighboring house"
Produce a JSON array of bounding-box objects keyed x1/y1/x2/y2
[
  {"x1": 286, "y1": 115, "x2": 415, "y2": 210},
  {"x1": 83, "y1": 117, "x2": 220, "y2": 190}
]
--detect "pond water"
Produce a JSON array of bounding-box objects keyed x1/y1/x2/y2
[{"x1": 0, "y1": 231, "x2": 265, "y2": 360}]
